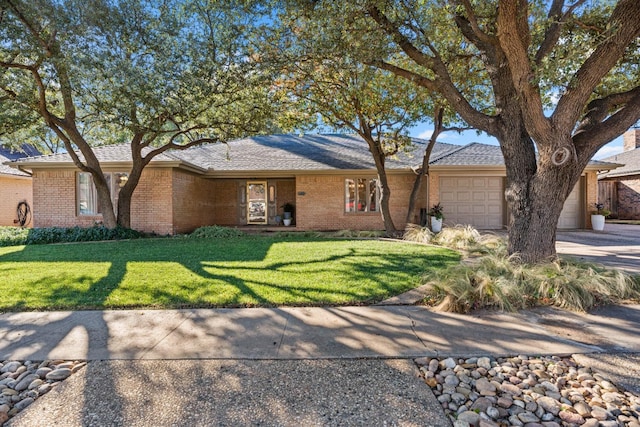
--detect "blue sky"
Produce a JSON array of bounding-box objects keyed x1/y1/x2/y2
[{"x1": 408, "y1": 123, "x2": 624, "y2": 160}]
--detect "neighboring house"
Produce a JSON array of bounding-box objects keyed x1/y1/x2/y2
[
  {"x1": 6, "y1": 134, "x2": 613, "y2": 234},
  {"x1": 0, "y1": 145, "x2": 39, "y2": 227},
  {"x1": 598, "y1": 129, "x2": 640, "y2": 220}
]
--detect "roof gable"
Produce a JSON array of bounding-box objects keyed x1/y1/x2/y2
[
  {"x1": 0, "y1": 144, "x2": 39, "y2": 177},
  {"x1": 599, "y1": 149, "x2": 640, "y2": 178}
]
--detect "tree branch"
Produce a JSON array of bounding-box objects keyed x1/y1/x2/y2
[
  {"x1": 553, "y1": 0, "x2": 640, "y2": 131},
  {"x1": 367, "y1": 4, "x2": 498, "y2": 136},
  {"x1": 574, "y1": 86, "x2": 640, "y2": 149},
  {"x1": 497, "y1": 0, "x2": 552, "y2": 143}
]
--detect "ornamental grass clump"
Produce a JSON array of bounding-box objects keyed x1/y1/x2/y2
[
  {"x1": 422, "y1": 253, "x2": 640, "y2": 313},
  {"x1": 403, "y1": 224, "x2": 434, "y2": 244}
]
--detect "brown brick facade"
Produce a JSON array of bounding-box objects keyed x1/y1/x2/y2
[
  {"x1": 32, "y1": 168, "x2": 204, "y2": 235},
  {"x1": 600, "y1": 175, "x2": 640, "y2": 220},
  {"x1": 29, "y1": 165, "x2": 599, "y2": 233},
  {"x1": 0, "y1": 175, "x2": 33, "y2": 227},
  {"x1": 171, "y1": 170, "x2": 216, "y2": 233},
  {"x1": 616, "y1": 176, "x2": 640, "y2": 219},
  {"x1": 295, "y1": 173, "x2": 426, "y2": 231}
]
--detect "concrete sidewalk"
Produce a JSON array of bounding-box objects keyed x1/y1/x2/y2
[
  {"x1": 4, "y1": 305, "x2": 640, "y2": 362},
  {"x1": 3, "y1": 304, "x2": 640, "y2": 426}
]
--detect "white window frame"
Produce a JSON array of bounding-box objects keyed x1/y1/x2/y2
[
  {"x1": 77, "y1": 172, "x2": 129, "y2": 216},
  {"x1": 344, "y1": 177, "x2": 380, "y2": 213}
]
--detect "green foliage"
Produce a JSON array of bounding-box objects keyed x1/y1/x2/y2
[
  {"x1": 0, "y1": 226, "x2": 142, "y2": 247},
  {"x1": 189, "y1": 225, "x2": 246, "y2": 239},
  {"x1": 0, "y1": 227, "x2": 29, "y2": 247}
]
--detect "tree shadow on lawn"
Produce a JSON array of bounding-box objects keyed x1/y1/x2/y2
[{"x1": 0, "y1": 237, "x2": 459, "y2": 310}]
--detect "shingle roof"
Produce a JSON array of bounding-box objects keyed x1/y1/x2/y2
[
  {"x1": 7, "y1": 134, "x2": 462, "y2": 172},
  {"x1": 429, "y1": 142, "x2": 505, "y2": 166},
  {"x1": 173, "y1": 134, "x2": 460, "y2": 172},
  {"x1": 10, "y1": 144, "x2": 178, "y2": 165},
  {"x1": 599, "y1": 149, "x2": 640, "y2": 178},
  {"x1": 5, "y1": 134, "x2": 615, "y2": 174},
  {"x1": 0, "y1": 145, "x2": 39, "y2": 176}
]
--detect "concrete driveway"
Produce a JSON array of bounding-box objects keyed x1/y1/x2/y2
[{"x1": 556, "y1": 223, "x2": 640, "y2": 273}]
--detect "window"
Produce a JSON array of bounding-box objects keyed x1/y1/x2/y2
[
  {"x1": 345, "y1": 178, "x2": 380, "y2": 213},
  {"x1": 77, "y1": 172, "x2": 129, "y2": 215}
]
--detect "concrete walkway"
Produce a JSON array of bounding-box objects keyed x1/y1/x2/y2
[
  {"x1": 3, "y1": 304, "x2": 640, "y2": 426},
  {"x1": 3, "y1": 305, "x2": 640, "y2": 362}
]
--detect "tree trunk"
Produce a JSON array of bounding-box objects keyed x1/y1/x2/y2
[
  {"x1": 377, "y1": 171, "x2": 397, "y2": 235},
  {"x1": 94, "y1": 176, "x2": 117, "y2": 228},
  {"x1": 116, "y1": 157, "x2": 146, "y2": 229},
  {"x1": 499, "y1": 120, "x2": 585, "y2": 263},
  {"x1": 361, "y1": 134, "x2": 397, "y2": 235},
  {"x1": 406, "y1": 107, "x2": 443, "y2": 225}
]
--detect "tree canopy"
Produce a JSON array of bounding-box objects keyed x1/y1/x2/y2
[
  {"x1": 0, "y1": 0, "x2": 276, "y2": 227},
  {"x1": 292, "y1": 0, "x2": 640, "y2": 262}
]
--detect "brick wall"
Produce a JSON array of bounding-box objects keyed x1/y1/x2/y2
[
  {"x1": 171, "y1": 169, "x2": 216, "y2": 234},
  {"x1": 295, "y1": 173, "x2": 425, "y2": 231},
  {"x1": 32, "y1": 170, "x2": 82, "y2": 228},
  {"x1": 0, "y1": 175, "x2": 33, "y2": 227},
  {"x1": 615, "y1": 176, "x2": 640, "y2": 220},
  {"x1": 623, "y1": 129, "x2": 640, "y2": 152},
  {"x1": 211, "y1": 179, "x2": 241, "y2": 225},
  {"x1": 32, "y1": 167, "x2": 177, "y2": 234},
  {"x1": 585, "y1": 171, "x2": 598, "y2": 228},
  {"x1": 129, "y1": 169, "x2": 174, "y2": 235}
]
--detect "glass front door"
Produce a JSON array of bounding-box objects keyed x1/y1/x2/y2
[{"x1": 247, "y1": 181, "x2": 268, "y2": 224}]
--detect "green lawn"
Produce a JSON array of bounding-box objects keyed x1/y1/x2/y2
[{"x1": 0, "y1": 236, "x2": 459, "y2": 311}]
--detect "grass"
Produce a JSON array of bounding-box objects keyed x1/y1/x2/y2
[{"x1": 0, "y1": 236, "x2": 459, "y2": 311}]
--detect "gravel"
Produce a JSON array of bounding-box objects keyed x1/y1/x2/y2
[
  {"x1": 416, "y1": 354, "x2": 640, "y2": 427},
  {"x1": 0, "y1": 359, "x2": 85, "y2": 425}
]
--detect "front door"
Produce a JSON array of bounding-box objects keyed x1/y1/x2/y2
[{"x1": 247, "y1": 181, "x2": 268, "y2": 224}]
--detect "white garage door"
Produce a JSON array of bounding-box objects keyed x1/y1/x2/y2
[
  {"x1": 558, "y1": 182, "x2": 582, "y2": 229},
  {"x1": 439, "y1": 176, "x2": 504, "y2": 229}
]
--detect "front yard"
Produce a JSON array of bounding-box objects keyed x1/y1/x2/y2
[{"x1": 0, "y1": 236, "x2": 459, "y2": 311}]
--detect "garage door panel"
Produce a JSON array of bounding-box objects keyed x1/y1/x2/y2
[
  {"x1": 487, "y1": 205, "x2": 502, "y2": 215},
  {"x1": 558, "y1": 182, "x2": 582, "y2": 229},
  {"x1": 439, "y1": 176, "x2": 504, "y2": 230},
  {"x1": 487, "y1": 192, "x2": 502, "y2": 202}
]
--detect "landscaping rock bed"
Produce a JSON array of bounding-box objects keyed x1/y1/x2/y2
[
  {"x1": 416, "y1": 355, "x2": 640, "y2": 427},
  {"x1": 0, "y1": 359, "x2": 84, "y2": 424}
]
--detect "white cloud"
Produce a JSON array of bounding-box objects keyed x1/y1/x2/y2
[
  {"x1": 416, "y1": 129, "x2": 456, "y2": 140},
  {"x1": 416, "y1": 129, "x2": 434, "y2": 139},
  {"x1": 594, "y1": 144, "x2": 623, "y2": 160}
]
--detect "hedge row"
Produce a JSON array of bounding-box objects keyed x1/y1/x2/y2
[{"x1": 0, "y1": 225, "x2": 142, "y2": 247}]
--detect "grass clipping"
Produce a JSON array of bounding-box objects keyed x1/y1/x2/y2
[{"x1": 405, "y1": 224, "x2": 640, "y2": 313}]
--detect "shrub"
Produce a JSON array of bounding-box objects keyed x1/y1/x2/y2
[
  {"x1": 189, "y1": 225, "x2": 246, "y2": 239},
  {"x1": 0, "y1": 227, "x2": 29, "y2": 247},
  {"x1": 0, "y1": 225, "x2": 142, "y2": 247}
]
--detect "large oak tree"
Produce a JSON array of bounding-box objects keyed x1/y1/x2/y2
[
  {"x1": 1, "y1": 0, "x2": 274, "y2": 228},
  {"x1": 302, "y1": 0, "x2": 640, "y2": 263}
]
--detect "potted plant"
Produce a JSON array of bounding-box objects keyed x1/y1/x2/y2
[
  {"x1": 429, "y1": 203, "x2": 444, "y2": 233},
  {"x1": 590, "y1": 203, "x2": 610, "y2": 231},
  {"x1": 282, "y1": 203, "x2": 295, "y2": 226}
]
